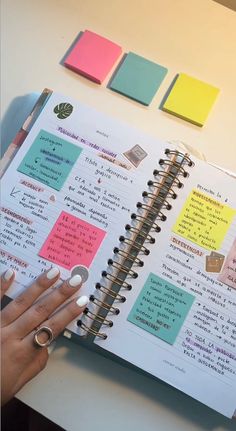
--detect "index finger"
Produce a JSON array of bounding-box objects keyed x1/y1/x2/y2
[{"x1": 1, "y1": 269, "x2": 15, "y2": 300}]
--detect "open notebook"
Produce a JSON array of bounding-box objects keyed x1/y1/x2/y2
[{"x1": 1, "y1": 90, "x2": 236, "y2": 418}]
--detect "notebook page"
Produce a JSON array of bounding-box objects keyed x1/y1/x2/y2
[
  {"x1": 0, "y1": 93, "x2": 167, "y2": 330},
  {"x1": 96, "y1": 158, "x2": 236, "y2": 417}
]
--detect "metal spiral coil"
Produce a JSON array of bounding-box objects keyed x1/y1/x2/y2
[
  {"x1": 131, "y1": 212, "x2": 164, "y2": 227},
  {"x1": 147, "y1": 181, "x2": 177, "y2": 199},
  {"x1": 83, "y1": 307, "x2": 113, "y2": 327},
  {"x1": 77, "y1": 320, "x2": 107, "y2": 339},
  {"x1": 96, "y1": 283, "x2": 126, "y2": 302},
  {"x1": 113, "y1": 246, "x2": 144, "y2": 267},
  {"x1": 102, "y1": 270, "x2": 133, "y2": 290},
  {"x1": 141, "y1": 191, "x2": 172, "y2": 209},
  {"x1": 89, "y1": 294, "x2": 120, "y2": 314},
  {"x1": 119, "y1": 235, "x2": 150, "y2": 255},
  {"x1": 125, "y1": 224, "x2": 155, "y2": 244},
  {"x1": 137, "y1": 200, "x2": 171, "y2": 213},
  {"x1": 153, "y1": 170, "x2": 183, "y2": 188},
  {"x1": 159, "y1": 159, "x2": 189, "y2": 177},
  {"x1": 136, "y1": 201, "x2": 164, "y2": 217},
  {"x1": 164, "y1": 149, "x2": 194, "y2": 166},
  {"x1": 78, "y1": 149, "x2": 193, "y2": 339}
]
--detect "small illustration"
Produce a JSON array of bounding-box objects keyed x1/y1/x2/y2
[
  {"x1": 205, "y1": 251, "x2": 225, "y2": 273},
  {"x1": 49, "y1": 194, "x2": 56, "y2": 202},
  {"x1": 71, "y1": 265, "x2": 89, "y2": 283},
  {"x1": 123, "y1": 144, "x2": 148, "y2": 168},
  {"x1": 53, "y1": 102, "x2": 73, "y2": 119}
]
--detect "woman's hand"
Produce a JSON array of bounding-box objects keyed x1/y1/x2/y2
[{"x1": 1, "y1": 267, "x2": 89, "y2": 406}]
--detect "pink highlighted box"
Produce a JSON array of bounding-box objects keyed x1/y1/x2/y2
[
  {"x1": 39, "y1": 211, "x2": 106, "y2": 270},
  {"x1": 64, "y1": 30, "x2": 122, "y2": 84}
]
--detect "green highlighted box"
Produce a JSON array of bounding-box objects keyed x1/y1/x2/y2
[
  {"x1": 128, "y1": 273, "x2": 195, "y2": 344},
  {"x1": 18, "y1": 130, "x2": 82, "y2": 191}
]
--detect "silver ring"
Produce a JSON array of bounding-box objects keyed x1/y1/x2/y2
[{"x1": 33, "y1": 325, "x2": 54, "y2": 348}]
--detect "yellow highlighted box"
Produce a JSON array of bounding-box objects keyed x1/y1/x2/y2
[{"x1": 173, "y1": 190, "x2": 236, "y2": 250}]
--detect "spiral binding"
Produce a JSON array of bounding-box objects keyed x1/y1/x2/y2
[
  {"x1": 89, "y1": 295, "x2": 120, "y2": 314},
  {"x1": 96, "y1": 281, "x2": 126, "y2": 299},
  {"x1": 108, "y1": 258, "x2": 138, "y2": 278},
  {"x1": 77, "y1": 149, "x2": 193, "y2": 339},
  {"x1": 131, "y1": 213, "x2": 163, "y2": 228},
  {"x1": 146, "y1": 182, "x2": 177, "y2": 199},
  {"x1": 125, "y1": 224, "x2": 155, "y2": 244},
  {"x1": 113, "y1": 247, "x2": 144, "y2": 266},
  {"x1": 84, "y1": 307, "x2": 113, "y2": 327},
  {"x1": 153, "y1": 170, "x2": 183, "y2": 188}
]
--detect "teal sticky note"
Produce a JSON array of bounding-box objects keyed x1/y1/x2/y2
[
  {"x1": 17, "y1": 130, "x2": 82, "y2": 191},
  {"x1": 128, "y1": 273, "x2": 195, "y2": 344},
  {"x1": 110, "y1": 52, "x2": 168, "y2": 105}
]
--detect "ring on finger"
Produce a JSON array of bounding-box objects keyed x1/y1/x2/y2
[{"x1": 33, "y1": 325, "x2": 54, "y2": 348}]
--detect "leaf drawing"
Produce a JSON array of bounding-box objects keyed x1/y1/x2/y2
[{"x1": 53, "y1": 103, "x2": 73, "y2": 119}]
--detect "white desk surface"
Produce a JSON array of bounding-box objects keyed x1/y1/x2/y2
[{"x1": 1, "y1": 0, "x2": 236, "y2": 430}]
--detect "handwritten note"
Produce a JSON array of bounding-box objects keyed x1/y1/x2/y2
[
  {"x1": 128, "y1": 273, "x2": 195, "y2": 344},
  {"x1": 173, "y1": 190, "x2": 236, "y2": 250},
  {"x1": 218, "y1": 238, "x2": 236, "y2": 289},
  {"x1": 39, "y1": 211, "x2": 106, "y2": 269},
  {"x1": 17, "y1": 130, "x2": 82, "y2": 191}
]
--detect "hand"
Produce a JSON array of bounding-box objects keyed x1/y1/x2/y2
[{"x1": 1, "y1": 267, "x2": 89, "y2": 406}]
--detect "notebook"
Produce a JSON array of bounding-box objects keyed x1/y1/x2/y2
[{"x1": 1, "y1": 90, "x2": 236, "y2": 418}]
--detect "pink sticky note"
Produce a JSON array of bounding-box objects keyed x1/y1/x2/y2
[
  {"x1": 64, "y1": 30, "x2": 122, "y2": 84},
  {"x1": 39, "y1": 211, "x2": 106, "y2": 270}
]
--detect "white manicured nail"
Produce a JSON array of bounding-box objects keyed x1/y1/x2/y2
[
  {"x1": 69, "y1": 274, "x2": 82, "y2": 287},
  {"x1": 47, "y1": 267, "x2": 60, "y2": 280},
  {"x1": 76, "y1": 296, "x2": 89, "y2": 307},
  {"x1": 4, "y1": 269, "x2": 15, "y2": 281}
]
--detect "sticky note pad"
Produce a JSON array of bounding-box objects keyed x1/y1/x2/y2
[
  {"x1": 110, "y1": 52, "x2": 168, "y2": 105},
  {"x1": 162, "y1": 73, "x2": 219, "y2": 126},
  {"x1": 128, "y1": 273, "x2": 195, "y2": 344},
  {"x1": 64, "y1": 30, "x2": 122, "y2": 84}
]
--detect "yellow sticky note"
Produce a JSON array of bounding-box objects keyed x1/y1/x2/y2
[
  {"x1": 173, "y1": 190, "x2": 236, "y2": 250},
  {"x1": 162, "y1": 73, "x2": 220, "y2": 126}
]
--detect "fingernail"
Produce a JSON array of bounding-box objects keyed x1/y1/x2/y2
[
  {"x1": 47, "y1": 267, "x2": 60, "y2": 280},
  {"x1": 4, "y1": 269, "x2": 15, "y2": 281},
  {"x1": 76, "y1": 296, "x2": 89, "y2": 307},
  {"x1": 69, "y1": 274, "x2": 82, "y2": 287}
]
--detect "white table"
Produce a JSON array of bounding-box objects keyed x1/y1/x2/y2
[{"x1": 1, "y1": 1, "x2": 236, "y2": 430}]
